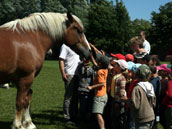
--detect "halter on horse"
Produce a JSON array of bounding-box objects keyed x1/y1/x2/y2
[{"x1": 0, "y1": 12, "x2": 91, "y2": 129}]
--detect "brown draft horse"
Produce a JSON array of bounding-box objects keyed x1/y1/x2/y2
[{"x1": 0, "y1": 12, "x2": 91, "y2": 129}]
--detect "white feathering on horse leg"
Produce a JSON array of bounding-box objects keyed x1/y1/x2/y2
[
  {"x1": 12, "y1": 112, "x2": 25, "y2": 129},
  {"x1": 23, "y1": 106, "x2": 36, "y2": 129}
]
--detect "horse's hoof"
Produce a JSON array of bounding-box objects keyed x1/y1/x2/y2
[{"x1": 23, "y1": 121, "x2": 37, "y2": 129}]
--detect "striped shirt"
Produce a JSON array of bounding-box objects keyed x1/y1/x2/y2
[{"x1": 111, "y1": 73, "x2": 127, "y2": 101}]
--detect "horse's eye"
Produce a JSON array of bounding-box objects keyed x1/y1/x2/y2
[
  {"x1": 74, "y1": 26, "x2": 82, "y2": 35},
  {"x1": 77, "y1": 29, "x2": 82, "y2": 34}
]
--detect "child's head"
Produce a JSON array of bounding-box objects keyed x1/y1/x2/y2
[
  {"x1": 130, "y1": 36, "x2": 143, "y2": 53},
  {"x1": 149, "y1": 55, "x2": 160, "y2": 66},
  {"x1": 136, "y1": 64, "x2": 151, "y2": 81},
  {"x1": 112, "y1": 59, "x2": 128, "y2": 73},
  {"x1": 125, "y1": 54, "x2": 134, "y2": 62},
  {"x1": 96, "y1": 53, "x2": 110, "y2": 69},
  {"x1": 156, "y1": 64, "x2": 171, "y2": 79},
  {"x1": 110, "y1": 53, "x2": 126, "y2": 61},
  {"x1": 127, "y1": 61, "x2": 141, "y2": 79}
]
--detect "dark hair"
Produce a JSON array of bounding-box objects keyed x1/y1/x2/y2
[
  {"x1": 139, "y1": 30, "x2": 146, "y2": 36},
  {"x1": 150, "y1": 55, "x2": 160, "y2": 66},
  {"x1": 149, "y1": 66, "x2": 157, "y2": 74}
]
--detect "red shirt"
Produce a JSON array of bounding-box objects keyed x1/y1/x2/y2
[
  {"x1": 163, "y1": 80, "x2": 172, "y2": 107},
  {"x1": 126, "y1": 79, "x2": 138, "y2": 99}
]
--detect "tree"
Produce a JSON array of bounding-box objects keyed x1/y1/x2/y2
[
  {"x1": 130, "y1": 19, "x2": 151, "y2": 38},
  {"x1": 60, "y1": 0, "x2": 89, "y2": 27},
  {"x1": 113, "y1": 1, "x2": 132, "y2": 54},
  {"x1": 150, "y1": 2, "x2": 172, "y2": 59},
  {"x1": 0, "y1": 0, "x2": 41, "y2": 25},
  {"x1": 86, "y1": 0, "x2": 118, "y2": 52},
  {"x1": 41, "y1": 0, "x2": 66, "y2": 13}
]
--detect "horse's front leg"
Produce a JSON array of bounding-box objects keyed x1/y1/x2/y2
[
  {"x1": 22, "y1": 89, "x2": 36, "y2": 129},
  {"x1": 12, "y1": 88, "x2": 27, "y2": 129},
  {"x1": 12, "y1": 74, "x2": 36, "y2": 129}
]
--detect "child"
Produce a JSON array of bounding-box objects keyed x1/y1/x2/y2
[
  {"x1": 149, "y1": 66, "x2": 161, "y2": 128},
  {"x1": 125, "y1": 54, "x2": 134, "y2": 62},
  {"x1": 156, "y1": 64, "x2": 171, "y2": 128},
  {"x1": 126, "y1": 64, "x2": 156, "y2": 129},
  {"x1": 110, "y1": 59, "x2": 128, "y2": 129},
  {"x1": 163, "y1": 64, "x2": 172, "y2": 129},
  {"x1": 126, "y1": 62, "x2": 141, "y2": 129},
  {"x1": 77, "y1": 60, "x2": 94, "y2": 120},
  {"x1": 149, "y1": 55, "x2": 160, "y2": 67},
  {"x1": 88, "y1": 51, "x2": 110, "y2": 129},
  {"x1": 130, "y1": 36, "x2": 145, "y2": 55}
]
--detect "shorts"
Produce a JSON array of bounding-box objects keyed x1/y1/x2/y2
[{"x1": 92, "y1": 94, "x2": 108, "y2": 114}]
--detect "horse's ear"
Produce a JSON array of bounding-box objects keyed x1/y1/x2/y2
[{"x1": 67, "y1": 12, "x2": 74, "y2": 23}]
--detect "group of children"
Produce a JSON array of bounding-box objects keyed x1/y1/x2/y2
[{"x1": 74, "y1": 33, "x2": 172, "y2": 129}]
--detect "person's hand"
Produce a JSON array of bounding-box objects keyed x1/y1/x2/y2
[
  {"x1": 87, "y1": 86, "x2": 92, "y2": 90},
  {"x1": 89, "y1": 43, "x2": 99, "y2": 54},
  {"x1": 100, "y1": 50, "x2": 105, "y2": 55},
  {"x1": 62, "y1": 74, "x2": 68, "y2": 82},
  {"x1": 139, "y1": 48, "x2": 147, "y2": 53}
]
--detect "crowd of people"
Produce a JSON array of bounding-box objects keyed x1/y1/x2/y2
[{"x1": 59, "y1": 30, "x2": 172, "y2": 129}]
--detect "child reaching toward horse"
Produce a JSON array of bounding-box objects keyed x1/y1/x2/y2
[{"x1": 87, "y1": 43, "x2": 110, "y2": 129}]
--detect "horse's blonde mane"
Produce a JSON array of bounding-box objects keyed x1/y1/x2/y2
[{"x1": 0, "y1": 12, "x2": 83, "y2": 40}]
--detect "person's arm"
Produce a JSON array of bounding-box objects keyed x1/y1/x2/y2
[
  {"x1": 90, "y1": 54, "x2": 98, "y2": 67},
  {"x1": 87, "y1": 83, "x2": 104, "y2": 90},
  {"x1": 59, "y1": 58, "x2": 68, "y2": 82}
]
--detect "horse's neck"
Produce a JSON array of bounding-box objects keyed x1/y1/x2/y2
[
  {"x1": 38, "y1": 30, "x2": 64, "y2": 53},
  {"x1": 37, "y1": 31, "x2": 54, "y2": 53}
]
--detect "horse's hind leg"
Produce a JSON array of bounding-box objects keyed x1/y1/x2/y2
[
  {"x1": 22, "y1": 89, "x2": 36, "y2": 129},
  {"x1": 12, "y1": 74, "x2": 36, "y2": 129}
]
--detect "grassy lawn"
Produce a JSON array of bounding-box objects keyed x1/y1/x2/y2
[
  {"x1": 0, "y1": 60, "x2": 164, "y2": 129},
  {"x1": 0, "y1": 60, "x2": 96, "y2": 129}
]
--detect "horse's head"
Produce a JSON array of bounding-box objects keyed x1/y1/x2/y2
[{"x1": 64, "y1": 12, "x2": 91, "y2": 60}]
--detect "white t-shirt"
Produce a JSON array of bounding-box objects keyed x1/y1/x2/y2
[
  {"x1": 59, "y1": 44, "x2": 80, "y2": 75},
  {"x1": 143, "y1": 40, "x2": 151, "y2": 54}
]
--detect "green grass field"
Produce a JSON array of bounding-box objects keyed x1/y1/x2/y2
[
  {"x1": 0, "y1": 60, "x2": 96, "y2": 129},
  {"x1": 0, "y1": 60, "x2": 164, "y2": 129}
]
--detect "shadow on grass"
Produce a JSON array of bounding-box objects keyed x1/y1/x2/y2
[
  {"x1": 31, "y1": 106, "x2": 98, "y2": 129},
  {"x1": 0, "y1": 121, "x2": 12, "y2": 129},
  {"x1": 32, "y1": 106, "x2": 64, "y2": 125}
]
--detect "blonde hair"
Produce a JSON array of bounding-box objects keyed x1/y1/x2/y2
[
  {"x1": 0, "y1": 12, "x2": 83, "y2": 41},
  {"x1": 130, "y1": 36, "x2": 143, "y2": 48}
]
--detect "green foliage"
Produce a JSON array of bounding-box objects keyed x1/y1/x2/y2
[
  {"x1": 0, "y1": 0, "x2": 41, "y2": 25},
  {"x1": 41, "y1": 0, "x2": 66, "y2": 13},
  {"x1": 114, "y1": 1, "x2": 132, "y2": 54},
  {"x1": 150, "y1": 2, "x2": 172, "y2": 59},
  {"x1": 60, "y1": 0, "x2": 89, "y2": 27},
  {"x1": 130, "y1": 19, "x2": 151, "y2": 38},
  {"x1": 86, "y1": 0, "x2": 118, "y2": 52},
  {"x1": 86, "y1": 0, "x2": 131, "y2": 54}
]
